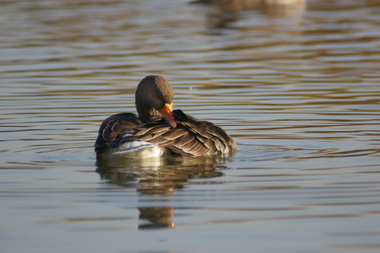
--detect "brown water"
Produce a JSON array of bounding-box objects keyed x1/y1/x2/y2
[{"x1": 1, "y1": 0, "x2": 380, "y2": 252}]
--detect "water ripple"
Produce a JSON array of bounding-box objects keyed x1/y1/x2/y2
[{"x1": 1, "y1": 0, "x2": 380, "y2": 252}]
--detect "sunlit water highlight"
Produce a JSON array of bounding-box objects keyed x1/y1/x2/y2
[{"x1": 1, "y1": 0, "x2": 380, "y2": 252}]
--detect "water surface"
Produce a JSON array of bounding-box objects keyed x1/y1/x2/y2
[{"x1": 1, "y1": 0, "x2": 380, "y2": 252}]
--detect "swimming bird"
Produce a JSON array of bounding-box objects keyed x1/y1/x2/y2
[{"x1": 94, "y1": 75, "x2": 237, "y2": 158}]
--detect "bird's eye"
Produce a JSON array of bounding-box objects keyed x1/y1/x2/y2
[{"x1": 158, "y1": 95, "x2": 162, "y2": 100}]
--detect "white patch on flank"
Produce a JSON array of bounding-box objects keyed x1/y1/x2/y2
[{"x1": 112, "y1": 141, "x2": 170, "y2": 158}]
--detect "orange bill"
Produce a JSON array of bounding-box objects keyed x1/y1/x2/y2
[{"x1": 159, "y1": 102, "x2": 177, "y2": 128}]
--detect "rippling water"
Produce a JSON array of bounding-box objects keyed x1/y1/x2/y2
[{"x1": 1, "y1": 0, "x2": 380, "y2": 252}]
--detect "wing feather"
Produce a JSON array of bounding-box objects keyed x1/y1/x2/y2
[{"x1": 95, "y1": 110, "x2": 237, "y2": 157}]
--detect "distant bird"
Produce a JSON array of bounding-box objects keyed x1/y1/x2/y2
[{"x1": 95, "y1": 75, "x2": 237, "y2": 158}]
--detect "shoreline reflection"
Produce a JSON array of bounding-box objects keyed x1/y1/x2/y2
[{"x1": 200, "y1": 0, "x2": 306, "y2": 28}]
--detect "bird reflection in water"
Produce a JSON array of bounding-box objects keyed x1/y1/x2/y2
[{"x1": 96, "y1": 155, "x2": 227, "y2": 229}]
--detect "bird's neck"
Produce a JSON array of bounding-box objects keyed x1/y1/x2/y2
[{"x1": 136, "y1": 100, "x2": 161, "y2": 123}]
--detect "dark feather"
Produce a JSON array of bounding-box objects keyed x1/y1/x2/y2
[{"x1": 94, "y1": 113, "x2": 142, "y2": 154}]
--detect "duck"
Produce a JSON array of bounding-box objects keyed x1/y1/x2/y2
[{"x1": 94, "y1": 75, "x2": 237, "y2": 158}]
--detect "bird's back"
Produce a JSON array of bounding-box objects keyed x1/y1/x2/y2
[{"x1": 95, "y1": 110, "x2": 237, "y2": 157}]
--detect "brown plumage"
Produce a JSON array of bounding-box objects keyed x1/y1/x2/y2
[{"x1": 94, "y1": 75, "x2": 237, "y2": 157}]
